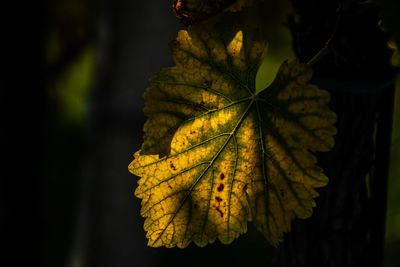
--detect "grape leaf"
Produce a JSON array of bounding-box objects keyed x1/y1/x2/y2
[
  {"x1": 129, "y1": 25, "x2": 336, "y2": 248},
  {"x1": 173, "y1": 0, "x2": 257, "y2": 25}
]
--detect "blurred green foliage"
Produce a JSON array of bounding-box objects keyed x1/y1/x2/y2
[
  {"x1": 385, "y1": 77, "x2": 400, "y2": 267},
  {"x1": 43, "y1": 0, "x2": 97, "y2": 266},
  {"x1": 46, "y1": 0, "x2": 97, "y2": 125},
  {"x1": 255, "y1": 25, "x2": 295, "y2": 93},
  {"x1": 50, "y1": 46, "x2": 95, "y2": 124},
  {"x1": 253, "y1": 0, "x2": 295, "y2": 93},
  {"x1": 374, "y1": 1, "x2": 400, "y2": 266}
]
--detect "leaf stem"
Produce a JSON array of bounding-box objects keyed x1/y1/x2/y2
[{"x1": 307, "y1": 4, "x2": 342, "y2": 65}]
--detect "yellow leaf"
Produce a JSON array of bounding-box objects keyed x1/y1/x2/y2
[{"x1": 129, "y1": 25, "x2": 336, "y2": 248}]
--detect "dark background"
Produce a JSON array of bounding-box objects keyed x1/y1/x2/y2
[{"x1": 1, "y1": 0, "x2": 399, "y2": 267}]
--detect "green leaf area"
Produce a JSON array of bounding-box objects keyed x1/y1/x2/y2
[{"x1": 129, "y1": 24, "x2": 336, "y2": 248}]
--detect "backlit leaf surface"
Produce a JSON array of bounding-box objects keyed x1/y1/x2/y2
[{"x1": 129, "y1": 25, "x2": 336, "y2": 248}]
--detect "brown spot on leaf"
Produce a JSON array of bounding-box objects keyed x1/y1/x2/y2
[
  {"x1": 168, "y1": 185, "x2": 172, "y2": 189},
  {"x1": 169, "y1": 161, "x2": 177, "y2": 171},
  {"x1": 190, "y1": 130, "x2": 196, "y2": 134},
  {"x1": 194, "y1": 203, "x2": 199, "y2": 209},
  {"x1": 216, "y1": 207, "x2": 224, "y2": 217},
  {"x1": 215, "y1": 196, "x2": 222, "y2": 202},
  {"x1": 217, "y1": 184, "x2": 224, "y2": 192},
  {"x1": 280, "y1": 189, "x2": 285, "y2": 198},
  {"x1": 219, "y1": 173, "x2": 225, "y2": 180},
  {"x1": 192, "y1": 101, "x2": 207, "y2": 112}
]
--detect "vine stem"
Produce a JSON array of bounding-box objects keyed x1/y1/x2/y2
[{"x1": 307, "y1": 4, "x2": 342, "y2": 65}]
